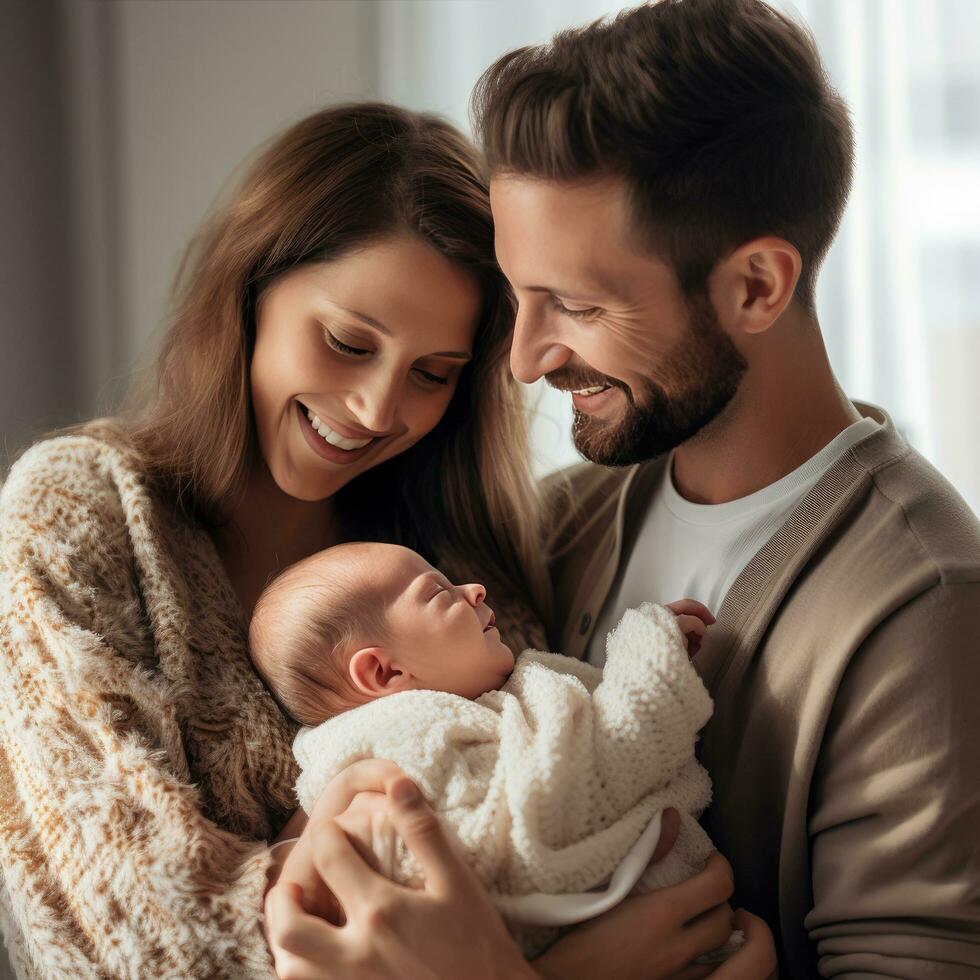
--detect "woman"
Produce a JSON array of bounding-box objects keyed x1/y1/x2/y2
[{"x1": 0, "y1": 104, "x2": 758, "y2": 978}]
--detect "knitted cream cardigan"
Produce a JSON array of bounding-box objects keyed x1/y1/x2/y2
[
  {"x1": 0, "y1": 428, "x2": 540, "y2": 979},
  {"x1": 294, "y1": 604, "x2": 717, "y2": 955}
]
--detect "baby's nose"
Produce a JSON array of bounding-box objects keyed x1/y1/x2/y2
[{"x1": 460, "y1": 583, "x2": 486, "y2": 606}]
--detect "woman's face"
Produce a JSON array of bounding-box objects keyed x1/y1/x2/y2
[{"x1": 251, "y1": 234, "x2": 481, "y2": 502}]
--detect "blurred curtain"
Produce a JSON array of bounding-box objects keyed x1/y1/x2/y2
[{"x1": 378, "y1": 0, "x2": 980, "y2": 513}]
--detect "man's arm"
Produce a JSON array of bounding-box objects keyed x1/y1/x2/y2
[{"x1": 806, "y1": 581, "x2": 980, "y2": 977}]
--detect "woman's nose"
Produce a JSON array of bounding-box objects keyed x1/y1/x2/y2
[{"x1": 347, "y1": 371, "x2": 402, "y2": 434}]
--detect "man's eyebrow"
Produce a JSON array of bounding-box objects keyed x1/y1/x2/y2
[
  {"x1": 524, "y1": 285, "x2": 602, "y2": 303},
  {"x1": 332, "y1": 304, "x2": 471, "y2": 361}
]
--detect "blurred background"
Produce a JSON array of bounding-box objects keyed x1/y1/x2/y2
[
  {"x1": 2, "y1": 0, "x2": 979, "y2": 514},
  {"x1": 0, "y1": 1, "x2": 978, "y2": 975}
]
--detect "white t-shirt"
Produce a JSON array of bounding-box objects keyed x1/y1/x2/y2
[{"x1": 586, "y1": 417, "x2": 879, "y2": 667}]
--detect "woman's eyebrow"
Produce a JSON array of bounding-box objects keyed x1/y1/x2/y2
[{"x1": 336, "y1": 304, "x2": 392, "y2": 335}]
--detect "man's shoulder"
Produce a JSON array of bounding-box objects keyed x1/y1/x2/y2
[
  {"x1": 542, "y1": 459, "x2": 636, "y2": 501},
  {"x1": 540, "y1": 459, "x2": 645, "y2": 556},
  {"x1": 854, "y1": 432, "x2": 980, "y2": 585}
]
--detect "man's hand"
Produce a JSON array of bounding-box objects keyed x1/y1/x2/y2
[
  {"x1": 533, "y1": 847, "x2": 736, "y2": 980},
  {"x1": 689, "y1": 909, "x2": 777, "y2": 980}
]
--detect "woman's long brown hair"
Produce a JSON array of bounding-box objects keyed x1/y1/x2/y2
[{"x1": 125, "y1": 103, "x2": 549, "y2": 623}]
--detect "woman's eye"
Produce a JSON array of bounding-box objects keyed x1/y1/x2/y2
[
  {"x1": 325, "y1": 330, "x2": 371, "y2": 357},
  {"x1": 551, "y1": 296, "x2": 601, "y2": 321},
  {"x1": 414, "y1": 368, "x2": 450, "y2": 387}
]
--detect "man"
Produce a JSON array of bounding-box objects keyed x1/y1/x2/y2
[{"x1": 474, "y1": 0, "x2": 980, "y2": 976}]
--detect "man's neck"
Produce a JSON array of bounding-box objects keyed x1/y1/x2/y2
[{"x1": 672, "y1": 314, "x2": 860, "y2": 505}]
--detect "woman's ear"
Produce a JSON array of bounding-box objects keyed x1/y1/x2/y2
[
  {"x1": 348, "y1": 647, "x2": 411, "y2": 699},
  {"x1": 713, "y1": 236, "x2": 802, "y2": 336}
]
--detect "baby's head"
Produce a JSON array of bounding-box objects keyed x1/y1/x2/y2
[{"x1": 249, "y1": 542, "x2": 515, "y2": 725}]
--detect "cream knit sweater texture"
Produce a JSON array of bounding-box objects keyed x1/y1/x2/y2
[
  {"x1": 0, "y1": 429, "x2": 542, "y2": 979},
  {"x1": 294, "y1": 603, "x2": 717, "y2": 954}
]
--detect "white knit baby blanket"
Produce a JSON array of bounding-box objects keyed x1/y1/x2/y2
[{"x1": 293, "y1": 603, "x2": 717, "y2": 953}]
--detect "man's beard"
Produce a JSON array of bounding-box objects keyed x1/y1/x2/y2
[{"x1": 553, "y1": 294, "x2": 748, "y2": 467}]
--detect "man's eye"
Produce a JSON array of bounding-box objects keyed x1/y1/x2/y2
[
  {"x1": 325, "y1": 331, "x2": 371, "y2": 357},
  {"x1": 550, "y1": 296, "x2": 601, "y2": 321}
]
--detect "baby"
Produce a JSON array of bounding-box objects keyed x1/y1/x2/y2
[{"x1": 250, "y1": 541, "x2": 738, "y2": 958}]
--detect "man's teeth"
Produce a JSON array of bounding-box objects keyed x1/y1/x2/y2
[
  {"x1": 306, "y1": 409, "x2": 373, "y2": 450},
  {"x1": 571, "y1": 384, "x2": 611, "y2": 396}
]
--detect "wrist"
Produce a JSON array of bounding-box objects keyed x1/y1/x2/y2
[
  {"x1": 274, "y1": 807, "x2": 309, "y2": 843},
  {"x1": 264, "y1": 837, "x2": 300, "y2": 893}
]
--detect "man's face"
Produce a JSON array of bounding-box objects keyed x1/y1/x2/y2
[{"x1": 490, "y1": 175, "x2": 747, "y2": 465}]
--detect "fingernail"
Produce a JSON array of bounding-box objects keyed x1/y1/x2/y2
[{"x1": 391, "y1": 779, "x2": 419, "y2": 805}]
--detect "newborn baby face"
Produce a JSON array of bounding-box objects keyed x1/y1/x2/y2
[{"x1": 366, "y1": 545, "x2": 516, "y2": 699}]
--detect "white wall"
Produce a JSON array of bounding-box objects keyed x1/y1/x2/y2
[
  {"x1": 0, "y1": 1, "x2": 77, "y2": 464},
  {"x1": 0, "y1": 4, "x2": 381, "y2": 974},
  {"x1": 79, "y1": 0, "x2": 381, "y2": 416}
]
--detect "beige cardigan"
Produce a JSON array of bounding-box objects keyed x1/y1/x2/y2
[
  {"x1": 546, "y1": 403, "x2": 980, "y2": 978},
  {"x1": 0, "y1": 428, "x2": 539, "y2": 979},
  {"x1": 0, "y1": 431, "x2": 298, "y2": 978}
]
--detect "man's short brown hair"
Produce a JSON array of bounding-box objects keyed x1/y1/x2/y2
[{"x1": 472, "y1": 0, "x2": 854, "y2": 310}]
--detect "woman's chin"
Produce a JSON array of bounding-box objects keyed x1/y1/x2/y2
[{"x1": 270, "y1": 459, "x2": 352, "y2": 503}]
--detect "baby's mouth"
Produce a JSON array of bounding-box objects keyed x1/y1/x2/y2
[{"x1": 483, "y1": 611, "x2": 497, "y2": 633}]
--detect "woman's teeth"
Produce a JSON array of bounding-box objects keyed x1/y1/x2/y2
[
  {"x1": 572, "y1": 384, "x2": 612, "y2": 396},
  {"x1": 306, "y1": 408, "x2": 373, "y2": 451}
]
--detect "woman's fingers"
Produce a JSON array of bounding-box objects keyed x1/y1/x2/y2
[
  {"x1": 309, "y1": 817, "x2": 390, "y2": 915},
  {"x1": 671, "y1": 851, "x2": 735, "y2": 925},
  {"x1": 277, "y1": 836, "x2": 327, "y2": 913},
  {"x1": 265, "y1": 881, "x2": 342, "y2": 967},
  {"x1": 310, "y1": 759, "x2": 406, "y2": 824},
  {"x1": 385, "y1": 775, "x2": 472, "y2": 898}
]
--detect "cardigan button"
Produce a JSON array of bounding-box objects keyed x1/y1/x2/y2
[{"x1": 578, "y1": 612, "x2": 592, "y2": 635}]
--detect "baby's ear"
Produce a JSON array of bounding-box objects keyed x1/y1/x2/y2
[{"x1": 348, "y1": 647, "x2": 410, "y2": 699}]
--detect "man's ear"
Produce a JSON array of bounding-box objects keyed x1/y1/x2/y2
[
  {"x1": 348, "y1": 647, "x2": 412, "y2": 699},
  {"x1": 713, "y1": 236, "x2": 802, "y2": 336}
]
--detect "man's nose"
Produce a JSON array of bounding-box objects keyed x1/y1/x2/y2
[{"x1": 510, "y1": 304, "x2": 572, "y2": 384}]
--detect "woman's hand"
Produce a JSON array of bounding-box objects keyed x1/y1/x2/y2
[{"x1": 263, "y1": 760, "x2": 535, "y2": 980}]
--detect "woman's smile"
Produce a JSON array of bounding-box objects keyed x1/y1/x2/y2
[{"x1": 295, "y1": 400, "x2": 379, "y2": 465}]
